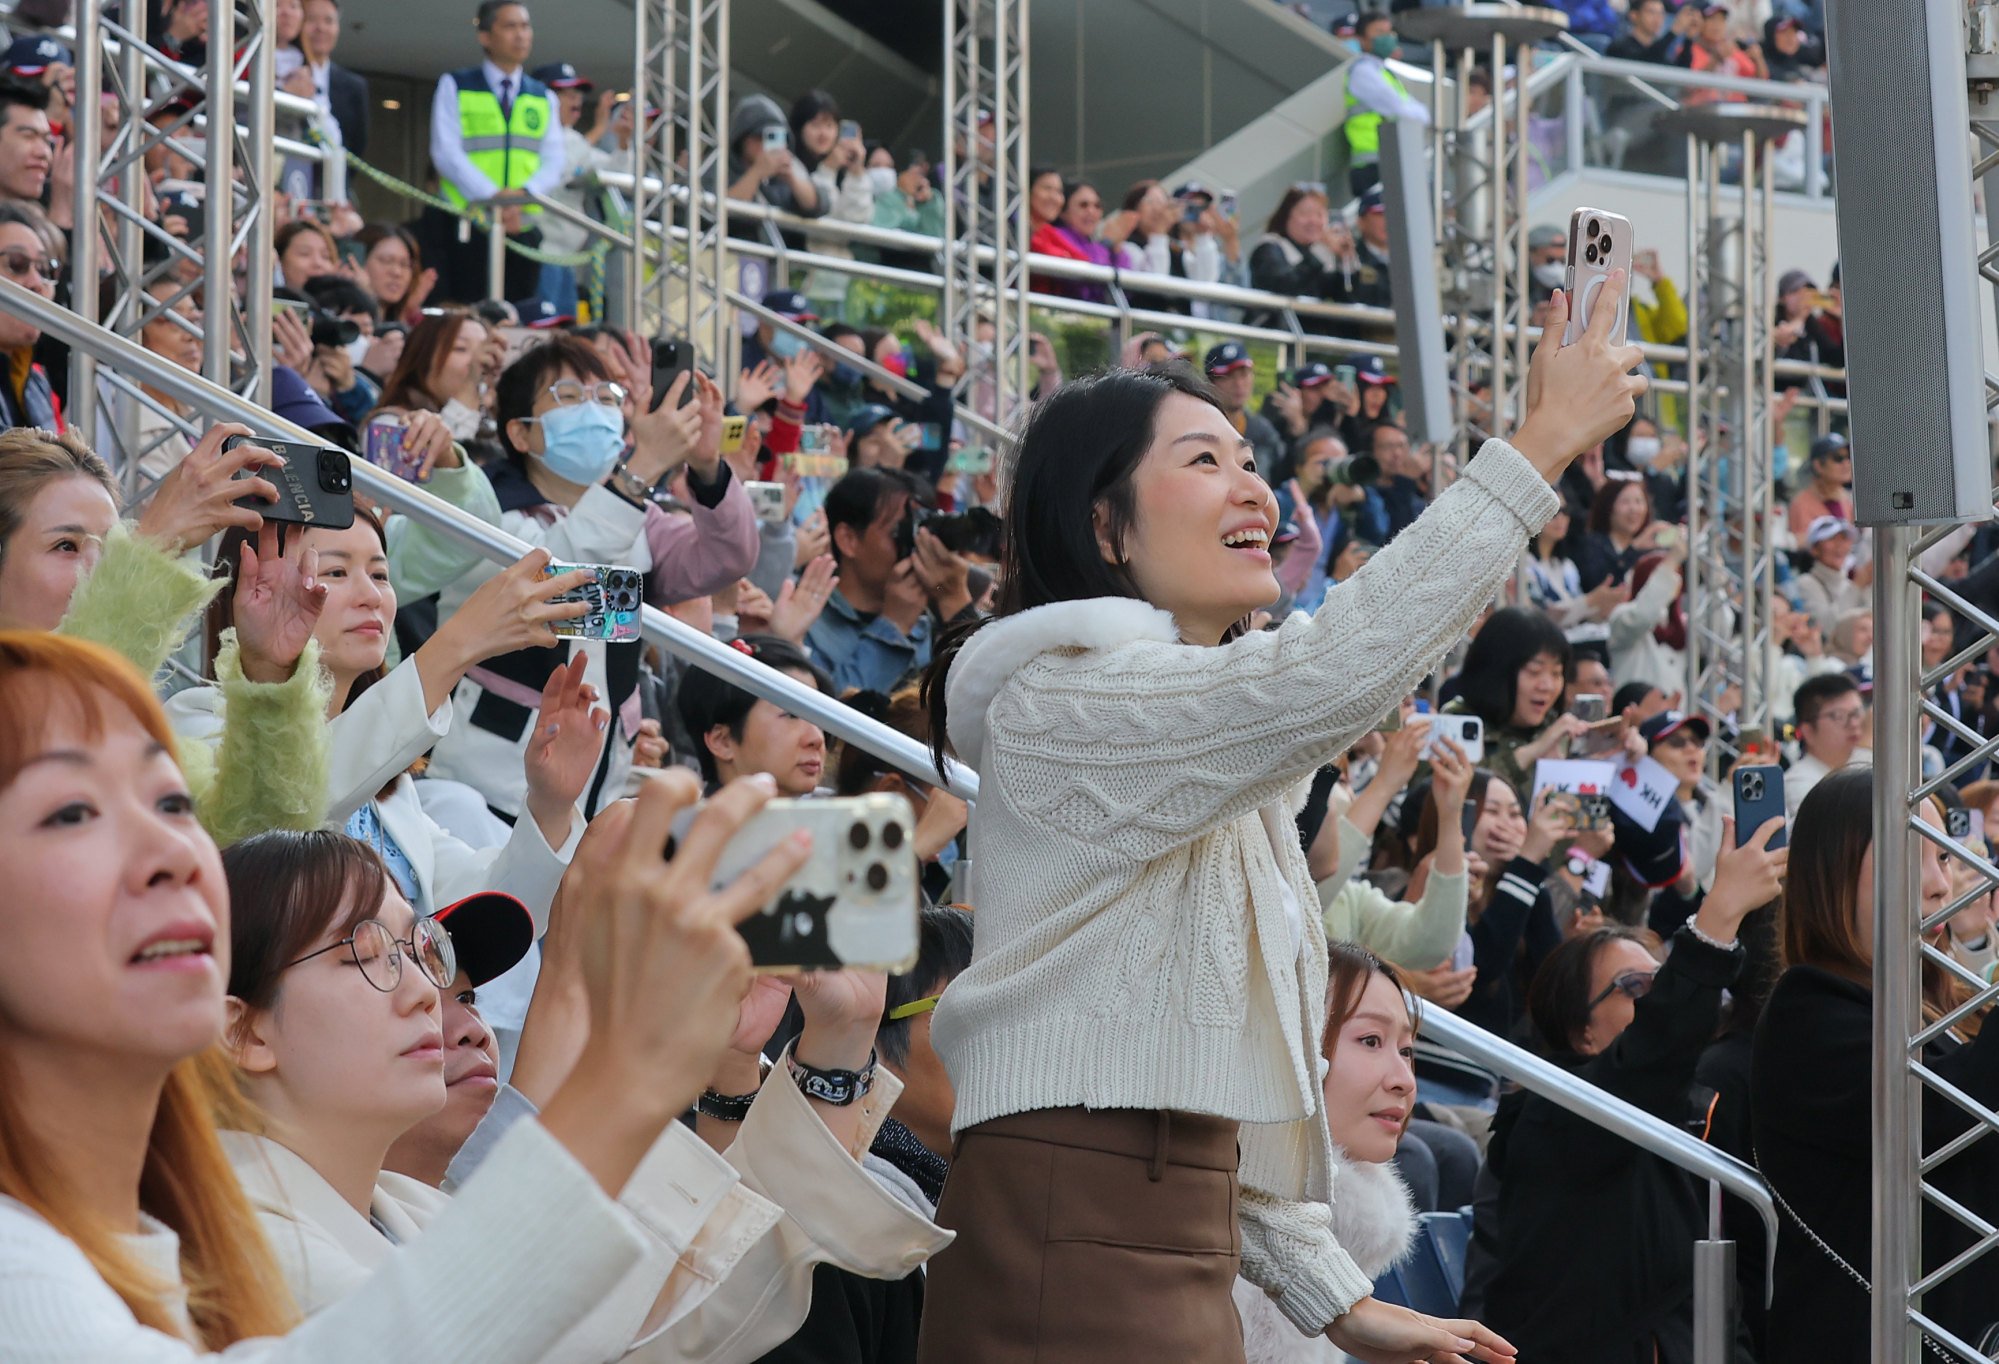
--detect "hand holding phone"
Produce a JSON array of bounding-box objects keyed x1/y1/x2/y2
[
  {"x1": 1561, "y1": 208, "x2": 1633, "y2": 346},
  {"x1": 1731, "y1": 765, "x2": 1788, "y2": 850},
  {"x1": 225, "y1": 435, "x2": 355, "y2": 530},
  {"x1": 538, "y1": 562, "x2": 645, "y2": 642},
  {"x1": 708, "y1": 793, "x2": 922, "y2": 972},
  {"x1": 1421, "y1": 714, "x2": 1485, "y2": 765}
]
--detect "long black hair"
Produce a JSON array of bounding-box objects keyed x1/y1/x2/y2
[
  {"x1": 920, "y1": 363, "x2": 1225, "y2": 774},
  {"x1": 1454, "y1": 606, "x2": 1573, "y2": 731}
]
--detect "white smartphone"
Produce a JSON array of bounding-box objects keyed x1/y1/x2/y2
[
  {"x1": 745, "y1": 479, "x2": 786, "y2": 526},
  {"x1": 707, "y1": 793, "x2": 922, "y2": 973},
  {"x1": 1421, "y1": 713, "x2": 1485, "y2": 766},
  {"x1": 1561, "y1": 207, "x2": 1633, "y2": 346}
]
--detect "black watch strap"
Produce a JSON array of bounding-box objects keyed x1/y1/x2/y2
[{"x1": 786, "y1": 1048, "x2": 877, "y2": 1107}]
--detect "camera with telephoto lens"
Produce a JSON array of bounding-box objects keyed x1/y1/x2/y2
[
  {"x1": 1326, "y1": 452, "x2": 1381, "y2": 488},
  {"x1": 310, "y1": 310, "x2": 360, "y2": 349},
  {"x1": 896, "y1": 505, "x2": 1002, "y2": 562}
]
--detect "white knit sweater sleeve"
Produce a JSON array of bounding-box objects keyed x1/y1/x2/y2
[
  {"x1": 990, "y1": 441, "x2": 1556, "y2": 861},
  {"x1": 1238, "y1": 1186, "x2": 1376, "y2": 1334},
  {"x1": 0, "y1": 1120, "x2": 647, "y2": 1362}
]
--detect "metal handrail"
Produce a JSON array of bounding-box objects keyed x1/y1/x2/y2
[
  {"x1": 1421, "y1": 1004, "x2": 1779, "y2": 1300},
  {"x1": 0, "y1": 276, "x2": 980, "y2": 803}
]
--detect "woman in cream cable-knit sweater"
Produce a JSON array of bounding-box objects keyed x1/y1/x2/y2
[{"x1": 915, "y1": 284, "x2": 1644, "y2": 1364}]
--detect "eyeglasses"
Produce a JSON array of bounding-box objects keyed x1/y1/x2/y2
[
  {"x1": 0, "y1": 248, "x2": 58, "y2": 285},
  {"x1": 283, "y1": 916, "x2": 457, "y2": 994},
  {"x1": 541, "y1": 379, "x2": 628, "y2": 409},
  {"x1": 1815, "y1": 706, "x2": 1866, "y2": 728},
  {"x1": 1587, "y1": 969, "x2": 1656, "y2": 1010}
]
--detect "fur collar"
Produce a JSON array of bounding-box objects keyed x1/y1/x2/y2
[
  {"x1": 944, "y1": 596, "x2": 1180, "y2": 765},
  {"x1": 1328, "y1": 1144, "x2": 1418, "y2": 1278}
]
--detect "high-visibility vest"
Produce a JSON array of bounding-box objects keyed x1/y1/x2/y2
[
  {"x1": 441, "y1": 65, "x2": 552, "y2": 211},
  {"x1": 1344, "y1": 62, "x2": 1410, "y2": 160}
]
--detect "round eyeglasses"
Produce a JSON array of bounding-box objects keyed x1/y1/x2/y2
[
  {"x1": 541, "y1": 379, "x2": 628, "y2": 410},
  {"x1": 284, "y1": 916, "x2": 456, "y2": 994}
]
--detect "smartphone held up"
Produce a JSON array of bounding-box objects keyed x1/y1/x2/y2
[
  {"x1": 707, "y1": 793, "x2": 922, "y2": 973},
  {"x1": 1561, "y1": 207, "x2": 1633, "y2": 346}
]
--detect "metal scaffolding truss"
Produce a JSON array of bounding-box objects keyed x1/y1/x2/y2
[
  {"x1": 942, "y1": 0, "x2": 1028, "y2": 442},
  {"x1": 1669, "y1": 105, "x2": 1800, "y2": 767},
  {"x1": 68, "y1": 0, "x2": 276, "y2": 501},
  {"x1": 1398, "y1": 4, "x2": 1567, "y2": 482},
  {"x1": 629, "y1": 0, "x2": 729, "y2": 363},
  {"x1": 1869, "y1": 10, "x2": 1999, "y2": 1361}
]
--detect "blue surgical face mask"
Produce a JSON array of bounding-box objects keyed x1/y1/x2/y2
[
  {"x1": 532, "y1": 402, "x2": 626, "y2": 486},
  {"x1": 829, "y1": 361, "x2": 863, "y2": 390},
  {"x1": 768, "y1": 330, "x2": 806, "y2": 360},
  {"x1": 1370, "y1": 32, "x2": 1398, "y2": 58}
]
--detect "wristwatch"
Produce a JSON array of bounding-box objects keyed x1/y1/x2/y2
[
  {"x1": 608, "y1": 461, "x2": 655, "y2": 505},
  {"x1": 696, "y1": 1054, "x2": 774, "y2": 1122},
  {"x1": 786, "y1": 1048, "x2": 877, "y2": 1107}
]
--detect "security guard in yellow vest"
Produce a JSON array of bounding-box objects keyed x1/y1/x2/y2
[
  {"x1": 425, "y1": 0, "x2": 566, "y2": 303},
  {"x1": 1337, "y1": 11, "x2": 1430, "y2": 198}
]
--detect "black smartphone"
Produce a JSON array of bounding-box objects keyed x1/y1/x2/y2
[
  {"x1": 649, "y1": 337, "x2": 695, "y2": 413},
  {"x1": 1947, "y1": 807, "x2": 1975, "y2": 842},
  {"x1": 225, "y1": 436, "x2": 355, "y2": 530},
  {"x1": 1731, "y1": 765, "x2": 1788, "y2": 850},
  {"x1": 1459, "y1": 798, "x2": 1479, "y2": 844}
]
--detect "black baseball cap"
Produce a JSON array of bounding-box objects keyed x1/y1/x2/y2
[
  {"x1": 431, "y1": 892, "x2": 536, "y2": 988},
  {"x1": 1292, "y1": 361, "x2": 1334, "y2": 389},
  {"x1": 1639, "y1": 709, "x2": 1711, "y2": 746},
  {"x1": 531, "y1": 62, "x2": 593, "y2": 91},
  {"x1": 1808, "y1": 431, "x2": 1850, "y2": 464},
  {"x1": 1357, "y1": 184, "x2": 1386, "y2": 216},
  {"x1": 763, "y1": 288, "x2": 818, "y2": 322},
  {"x1": 1205, "y1": 341, "x2": 1254, "y2": 376},
  {"x1": 1353, "y1": 354, "x2": 1395, "y2": 386}
]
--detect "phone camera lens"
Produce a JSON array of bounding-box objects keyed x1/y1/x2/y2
[
  {"x1": 1586, "y1": 218, "x2": 1600, "y2": 240},
  {"x1": 847, "y1": 821, "x2": 871, "y2": 850},
  {"x1": 866, "y1": 863, "x2": 889, "y2": 891},
  {"x1": 1585, "y1": 243, "x2": 1600, "y2": 265},
  {"x1": 881, "y1": 821, "x2": 905, "y2": 850}
]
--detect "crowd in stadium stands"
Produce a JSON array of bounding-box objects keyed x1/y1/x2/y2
[{"x1": 0, "y1": 0, "x2": 1992, "y2": 1361}]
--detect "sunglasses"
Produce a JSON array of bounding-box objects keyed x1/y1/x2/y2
[
  {"x1": 1588, "y1": 969, "x2": 1656, "y2": 1010},
  {"x1": 0, "y1": 248, "x2": 58, "y2": 284}
]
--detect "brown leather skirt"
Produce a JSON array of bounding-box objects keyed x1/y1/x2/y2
[{"x1": 915, "y1": 1106, "x2": 1247, "y2": 1364}]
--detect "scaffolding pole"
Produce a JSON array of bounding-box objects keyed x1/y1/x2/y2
[
  {"x1": 1664, "y1": 104, "x2": 1801, "y2": 768},
  {"x1": 943, "y1": 0, "x2": 1029, "y2": 442},
  {"x1": 1399, "y1": 4, "x2": 1567, "y2": 479},
  {"x1": 631, "y1": 0, "x2": 729, "y2": 362}
]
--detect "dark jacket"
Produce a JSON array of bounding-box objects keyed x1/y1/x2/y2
[
  {"x1": 1459, "y1": 854, "x2": 1560, "y2": 1037},
  {"x1": 0, "y1": 351, "x2": 61, "y2": 431},
  {"x1": 1607, "y1": 26, "x2": 1689, "y2": 63},
  {"x1": 1485, "y1": 929, "x2": 1746, "y2": 1362},
  {"x1": 1577, "y1": 529, "x2": 1648, "y2": 591},
  {"x1": 1751, "y1": 965, "x2": 1999, "y2": 1362},
  {"x1": 327, "y1": 62, "x2": 371, "y2": 158}
]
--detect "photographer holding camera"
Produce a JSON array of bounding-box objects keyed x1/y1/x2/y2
[{"x1": 807, "y1": 467, "x2": 978, "y2": 694}]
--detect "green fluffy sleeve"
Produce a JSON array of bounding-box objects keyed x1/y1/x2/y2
[
  {"x1": 197, "y1": 629, "x2": 334, "y2": 846},
  {"x1": 56, "y1": 524, "x2": 220, "y2": 681}
]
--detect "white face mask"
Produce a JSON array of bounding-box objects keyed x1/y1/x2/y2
[
  {"x1": 1532, "y1": 262, "x2": 1567, "y2": 290},
  {"x1": 1626, "y1": 435, "x2": 1662, "y2": 467},
  {"x1": 344, "y1": 335, "x2": 373, "y2": 369},
  {"x1": 866, "y1": 166, "x2": 899, "y2": 197},
  {"x1": 439, "y1": 397, "x2": 482, "y2": 441}
]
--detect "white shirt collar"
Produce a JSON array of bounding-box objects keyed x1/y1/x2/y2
[{"x1": 483, "y1": 59, "x2": 521, "y2": 92}]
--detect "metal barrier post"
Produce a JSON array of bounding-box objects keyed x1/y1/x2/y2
[
  {"x1": 1692, "y1": 1182, "x2": 1737, "y2": 1364},
  {"x1": 487, "y1": 209, "x2": 507, "y2": 305},
  {"x1": 66, "y1": 0, "x2": 104, "y2": 451}
]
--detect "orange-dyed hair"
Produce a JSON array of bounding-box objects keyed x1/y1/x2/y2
[{"x1": 0, "y1": 631, "x2": 296, "y2": 1346}]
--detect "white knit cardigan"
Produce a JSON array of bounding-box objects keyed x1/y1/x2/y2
[{"x1": 934, "y1": 437, "x2": 1556, "y2": 1333}]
